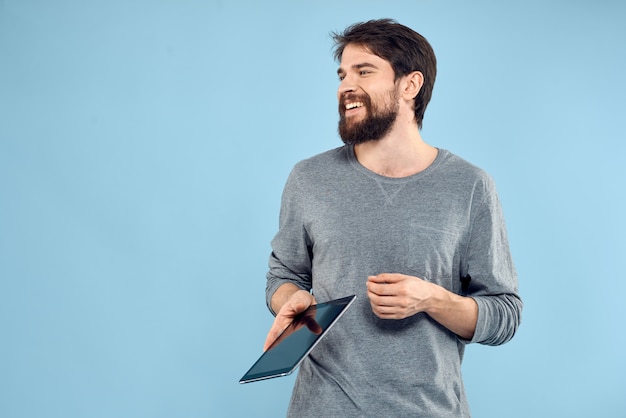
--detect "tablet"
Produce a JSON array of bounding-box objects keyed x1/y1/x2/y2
[{"x1": 239, "y1": 294, "x2": 356, "y2": 384}]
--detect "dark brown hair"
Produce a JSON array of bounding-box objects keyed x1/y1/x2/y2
[{"x1": 332, "y1": 19, "x2": 437, "y2": 129}]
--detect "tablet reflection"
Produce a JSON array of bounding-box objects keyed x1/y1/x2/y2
[{"x1": 268, "y1": 306, "x2": 323, "y2": 350}]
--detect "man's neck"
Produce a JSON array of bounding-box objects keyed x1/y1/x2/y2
[{"x1": 353, "y1": 125, "x2": 438, "y2": 178}]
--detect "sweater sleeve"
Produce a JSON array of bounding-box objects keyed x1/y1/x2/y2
[
  {"x1": 463, "y1": 177, "x2": 522, "y2": 346},
  {"x1": 265, "y1": 166, "x2": 313, "y2": 315}
]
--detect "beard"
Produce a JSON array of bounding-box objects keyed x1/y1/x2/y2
[{"x1": 338, "y1": 89, "x2": 399, "y2": 146}]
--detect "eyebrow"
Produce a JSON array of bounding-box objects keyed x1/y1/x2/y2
[{"x1": 336, "y1": 62, "x2": 380, "y2": 75}]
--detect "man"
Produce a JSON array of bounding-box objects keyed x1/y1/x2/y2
[{"x1": 264, "y1": 19, "x2": 522, "y2": 417}]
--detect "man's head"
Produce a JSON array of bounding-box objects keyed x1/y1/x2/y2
[
  {"x1": 335, "y1": 44, "x2": 401, "y2": 146},
  {"x1": 332, "y1": 19, "x2": 437, "y2": 136}
]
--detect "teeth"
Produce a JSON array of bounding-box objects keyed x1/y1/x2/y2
[{"x1": 345, "y1": 102, "x2": 364, "y2": 110}]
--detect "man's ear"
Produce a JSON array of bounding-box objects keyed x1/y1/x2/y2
[{"x1": 402, "y1": 71, "x2": 424, "y2": 100}]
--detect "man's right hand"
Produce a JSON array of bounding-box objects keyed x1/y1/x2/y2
[{"x1": 263, "y1": 288, "x2": 316, "y2": 351}]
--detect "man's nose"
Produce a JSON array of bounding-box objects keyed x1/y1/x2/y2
[{"x1": 337, "y1": 77, "x2": 356, "y2": 99}]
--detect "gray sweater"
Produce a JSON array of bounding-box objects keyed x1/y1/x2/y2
[{"x1": 266, "y1": 146, "x2": 522, "y2": 417}]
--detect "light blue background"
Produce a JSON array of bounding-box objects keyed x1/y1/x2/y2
[{"x1": 1, "y1": 1, "x2": 625, "y2": 417}]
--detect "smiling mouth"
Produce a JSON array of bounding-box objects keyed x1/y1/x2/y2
[{"x1": 345, "y1": 102, "x2": 365, "y2": 110}]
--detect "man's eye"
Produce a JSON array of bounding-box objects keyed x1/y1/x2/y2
[
  {"x1": 359, "y1": 70, "x2": 370, "y2": 76},
  {"x1": 338, "y1": 75, "x2": 345, "y2": 81}
]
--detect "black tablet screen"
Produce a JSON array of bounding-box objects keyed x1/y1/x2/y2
[{"x1": 239, "y1": 295, "x2": 356, "y2": 383}]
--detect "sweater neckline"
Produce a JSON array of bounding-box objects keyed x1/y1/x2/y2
[{"x1": 346, "y1": 145, "x2": 448, "y2": 183}]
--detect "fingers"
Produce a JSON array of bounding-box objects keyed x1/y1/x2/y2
[
  {"x1": 367, "y1": 273, "x2": 404, "y2": 284},
  {"x1": 303, "y1": 314, "x2": 323, "y2": 335},
  {"x1": 263, "y1": 290, "x2": 315, "y2": 351},
  {"x1": 366, "y1": 277, "x2": 399, "y2": 317},
  {"x1": 370, "y1": 305, "x2": 401, "y2": 319},
  {"x1": 366, "y1": 273, "x2": 426, "y2": 320},
  {"x1": 367, "y1": 293, "x2": 411, "y2": 320},
  {"x1": 366, "y1": 274, "x2": 402, "y2": 296},
  {"x1": 263, "y1": 316, "x2": 292, "y2": 351}
]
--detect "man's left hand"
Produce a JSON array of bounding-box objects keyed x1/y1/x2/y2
[{"x1": 366, "y1": 273, "x2": 436, "y2": 320}]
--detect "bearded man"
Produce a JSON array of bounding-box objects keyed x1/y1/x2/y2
[{"x1": 263, "y1": 18, "x2": 522, "y2": 417}]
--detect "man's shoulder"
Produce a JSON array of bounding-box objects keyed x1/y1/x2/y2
[
  {"x1": 292, "y1": 146, "x2": 349, "y2": 173},
  {"x1": 438, "y1": 149, "x2": 493, "y2": 183}
]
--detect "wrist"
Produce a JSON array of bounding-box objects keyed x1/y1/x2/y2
[
  {"x1": 423, "y1": 282, "x2": 453, "y2": 316},
  {"x1": 423, "y1": 283, "x2": 478, "y2": 340}
]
